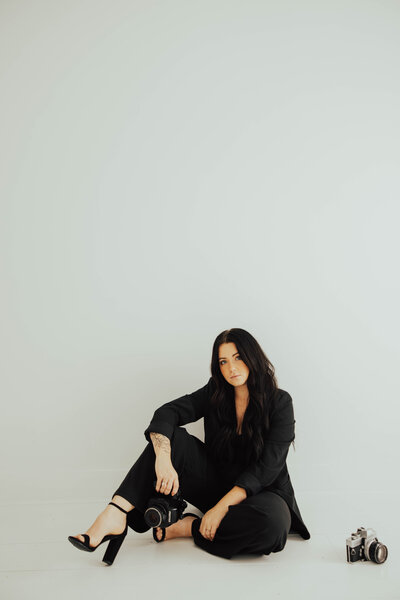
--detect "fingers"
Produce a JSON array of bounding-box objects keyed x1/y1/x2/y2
[
  {"x1": 156, "y1": 479, "x2": 169, "y2": 493},
  {"x1": 162, "y1": 480, "x2": 172, "y2": 494},
  {"x1": 199, "y1": 523, "x2": 215, "y2": 541},
  {"x1": 156, "y1": 478, "x2": 179, "y2": 495}
]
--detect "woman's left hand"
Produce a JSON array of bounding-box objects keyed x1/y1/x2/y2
[{"x1": 199, "y1": 505, "x2": 228, "y2": 541}]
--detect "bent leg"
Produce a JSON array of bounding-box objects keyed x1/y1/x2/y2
[
  {"x1": 112, "y1": 442, "x2": 158, "y2": 533},
  {"x1": 191, "y1": 490, "x2": 292, "y2": 559},
  {"x1": 112, "y1": 426, "x2": 224, "y2": 534}
]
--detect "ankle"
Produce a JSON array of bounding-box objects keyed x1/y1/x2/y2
[
  {"x1": 111, "y1": 494, "x2": 135, "y2": 512},
  {"x1": 186, "y1": 516, "x2": 196, "y2": 538}
]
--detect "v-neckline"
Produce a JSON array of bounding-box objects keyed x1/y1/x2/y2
[{"x1": 235, "y1": 399, "x2": 248, "y2": 436}]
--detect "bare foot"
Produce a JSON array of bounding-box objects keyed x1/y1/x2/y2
[
  {"x1": 154, "y1": 516, "x2": 197, "y2": 541},
  {"x1": 73, "y1": 504, "x2": 127, "y2": 548}
]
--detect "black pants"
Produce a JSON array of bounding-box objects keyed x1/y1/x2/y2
[{"x1": 113, "y1": 426, "x2": 291, "y2": 560}]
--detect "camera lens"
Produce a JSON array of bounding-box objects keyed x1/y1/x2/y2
[
  {"x1": 368, "y1": 541, "x2": 388, "y2": 564},
  {"x1": 144, "y1": 507, "x2": 163, "y2": 528}
]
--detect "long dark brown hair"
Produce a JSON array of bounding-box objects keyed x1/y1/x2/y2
[{"x1": 208, "y1": 328, "x2": 284, "y2": 467}]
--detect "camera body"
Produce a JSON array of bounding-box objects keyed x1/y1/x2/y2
[
  {"x1": 346, "y1": 526, "x2": 388, "y2": 564},
  {"x1": 144, "y1": 480, "x2": 188, "y2": 529}
]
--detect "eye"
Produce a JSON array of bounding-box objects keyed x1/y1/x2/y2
[{"x1": 219, "y1": 356, "x2": 241, "y2": 365}]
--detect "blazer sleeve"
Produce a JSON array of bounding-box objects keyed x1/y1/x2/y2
[
  {"x1": 233, "y1": 390, "x2": 296, "y2": 497},
  {"x1": 144, "y1": 377, "x2": 212, "y2": 443}
]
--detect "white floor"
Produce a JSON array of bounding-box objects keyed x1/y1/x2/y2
[{"x1": 1, "y1": 491, "x2": 398, "y2": 600}]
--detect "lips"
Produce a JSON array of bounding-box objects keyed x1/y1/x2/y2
[{"x1": 231, "y1": 375, "x2": 240, "y2": 378}]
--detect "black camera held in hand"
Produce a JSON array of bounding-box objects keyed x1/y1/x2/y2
[
  {"x1": 144, "y1": 480, "x2": 188, "y2": 529},
  {"x1": 346, "y1": 526, "x2": 388, "y2": 564}
]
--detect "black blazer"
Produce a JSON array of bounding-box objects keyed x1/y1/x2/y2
[{"x1": 144, "y1": 376, "x2": 311, "y2": 540}]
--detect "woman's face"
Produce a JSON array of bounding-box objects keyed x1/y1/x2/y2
[{"x1": 218, "y1": 342, "x2": 249, "y2": 387}]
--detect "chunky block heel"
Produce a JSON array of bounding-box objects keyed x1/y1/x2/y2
[
  {"x1": 102, "y1": 527, "x2": 128, "y2": 565},
  {"x1": 68, "y1": 501, "x2": 129, "y2": 566}
]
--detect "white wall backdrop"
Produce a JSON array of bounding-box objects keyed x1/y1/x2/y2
[{"x1": 1, "y1": 0, "x2": 399, "y2": 504}]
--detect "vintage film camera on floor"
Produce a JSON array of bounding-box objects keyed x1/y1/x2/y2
[{"x1": 346, "y1": 526, "x2": 388, "y2": 564}]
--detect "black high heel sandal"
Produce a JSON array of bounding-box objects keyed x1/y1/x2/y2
[
  {"x1": 68, "y1": 501, "x2": 129, "y2": 565},
  {"x1": 153, "y1": 512, "x2": 200, "y2": 543}
]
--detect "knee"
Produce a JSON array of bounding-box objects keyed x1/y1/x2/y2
[
  {"x1": 244, "y1": 506, "x2": 290, "y2": 553},
  {"x1": 236, "y1": 504, "x2": 273, "y2": 531},
  {"x1": 261, "y1": 513, "x2": 290, "y2": 553},
  {"x1": 262, "y1": 511, "x2": 289, "y2": 538}
]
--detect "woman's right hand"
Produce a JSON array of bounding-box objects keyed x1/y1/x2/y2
[{"x1": 155, "y1": 454, "x2": 180, "y2": 496}]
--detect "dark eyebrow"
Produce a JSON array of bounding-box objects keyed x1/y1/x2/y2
[{"x1": 219, "y1": 352, "x2": 240, "y2": 360}]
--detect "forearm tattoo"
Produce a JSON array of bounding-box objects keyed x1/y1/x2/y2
[{"x1": 150, "y1": 432, "x2": 171, "y2": 454}]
